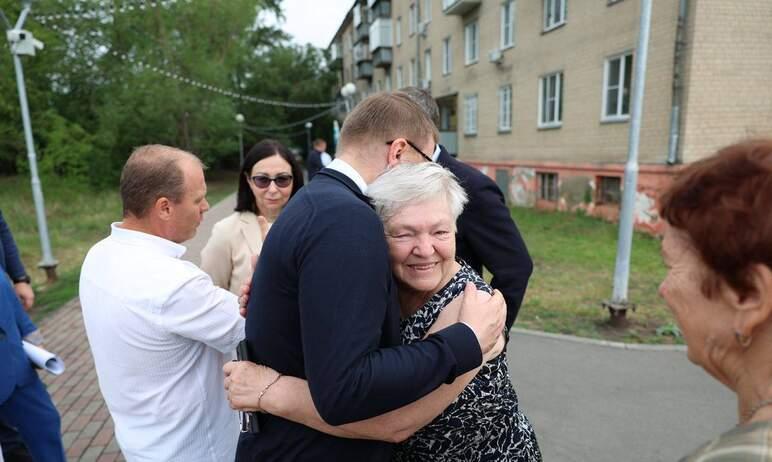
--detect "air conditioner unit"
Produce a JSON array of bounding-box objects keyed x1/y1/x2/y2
[{"x1": 488, "y1": 49, "x2": 503, "y2": 64}]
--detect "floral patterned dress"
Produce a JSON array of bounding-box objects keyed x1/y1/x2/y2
[{"x1": 392, "y1": 261, "x2": 542, "y2": 462}]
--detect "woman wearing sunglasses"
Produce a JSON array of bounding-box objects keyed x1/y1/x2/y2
[{"x1": 201, "y1": 139, "x2": 304, "y2": 294}]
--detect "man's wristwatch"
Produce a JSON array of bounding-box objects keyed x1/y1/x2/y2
[{"x1": 12, "y1": 274, "x2": 31, "y2": 284}]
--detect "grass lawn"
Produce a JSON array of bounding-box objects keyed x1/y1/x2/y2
[
  {"x1": 0, "y1": 170, "x2": 238, "y2": 322},
  {"x1": 510, "y1": 207, "x2": 681, "y2": 344}
]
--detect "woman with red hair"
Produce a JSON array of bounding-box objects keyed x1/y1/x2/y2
[{"x1": 658, "y1": 139, "x2": 772, "y2": 460}]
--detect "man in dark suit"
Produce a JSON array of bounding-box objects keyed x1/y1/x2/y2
[
  {"x1": 399, "y1": 87, "x2": 533, "y2": 331},
  {"x1": 235, "y1": 93, "x2": 506, "y2": 461},
  {"x1": 305, "y1": 138, "x2": 329, "y2": 180},
  {"x1": 0, "y1": 210, "x2": 66, "y2": 462}
]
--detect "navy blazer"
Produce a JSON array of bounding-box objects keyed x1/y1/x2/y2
[
  {"x1": 0, "y1": 275, "x2": 37, "y2": 404},
  {"x1": 437, "y1": 146, "x2": 533, "y2": 330},
  {"x1": 0, "y1": 209, "x2": 27, "y2": 282},
  {"x1": 306, "y1": 149, "x2": 324, "y2": 180},
  {"x1": 238, "y1": 168, "x2": 481, "y2": 462}
]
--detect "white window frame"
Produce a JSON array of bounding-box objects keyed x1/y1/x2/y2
[
  {"x1": 424, "y1": 49, "x2": 432, "y2": 82},
  {"x1": 423, "y1": 0, "x2": 432, "y2": 22},
  {"x1": 396, "y1": 17, "x2": 402, "y2": 46},
  {"x1": 397, "y1": 66, "x2": 404, "y2": 88},
  {"x1": 464, "y1": 94, "x2": 478, "y2": 135},
  {"x1": 538, "y1": 71, "x2": 563, "y2": 128},
  {"x1": 543, "y1": 0, "x2": 566, "y2": 31},
  {"x1": 601, "y1": 51, "x2": 633, "y2": 122},
  {"x1": 498, "y1": 84, "x2": 512, "y2": 131},
  {"x1": 501, "y1": 0, "x2": 516, "y2": 49},
  {"x1": 464, "y1": 21, "x2": 479, "y2": 65},
  {"x1": 409, "y1": 58, "x2": 417, "y2": 86},
  {"x1": 442, "y1": 37, "x2": 452, "y2": 75},
  {"x1": 409, "y1": 3, "x2": 417, "y2": 36}
]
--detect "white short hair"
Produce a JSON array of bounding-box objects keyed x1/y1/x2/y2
[{"x1": 367, "y1": 162, "x2": 468, "y2": 227}]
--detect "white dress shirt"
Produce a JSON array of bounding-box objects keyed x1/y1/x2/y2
[
  {"x1": 320, "y1": 151, "x2": 333, "y2": 167},
  {"x1": 327, "y1": 158, "x2": 368, "y2": 193},
  {"x1": 79, "y1": 223, "x2": 244, "y2": 462}
]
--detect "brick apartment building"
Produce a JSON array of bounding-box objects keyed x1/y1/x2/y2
[{"x1": 328, "y1": 0, "x2": 772, "y2": 232}]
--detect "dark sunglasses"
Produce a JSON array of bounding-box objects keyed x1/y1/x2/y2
[
  {"x1": 251, "y1": 174, "x2": 293, "y2": 189},
  {"x1": 386, "y1": 139, "x2": 434, "y2": 163}
]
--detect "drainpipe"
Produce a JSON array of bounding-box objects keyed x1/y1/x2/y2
[
  {"x1": 666, "y1": 0, "x2": 689, "y2": 165},
  {"x1": 415, "y1": 1, "x2": 421, "y2": 87}
]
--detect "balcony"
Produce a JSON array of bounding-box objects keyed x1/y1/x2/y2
[
  {"x1": 355, "y1": 61, "x2": 374, "y2": 80},
  {"x1": 372, "y1": 48, "x2": 392, "y2": 68},
  {"x1": 353, "y1": 42, "x2": 371, "y2": 64},
  {"x1": 329, "y1": 42, "x2": 342, "y2": 68},
  {"x1": 442, "y1": 0, "x2": 480, "y2": 16},
  {"x1": 356, "y1": 21, "x2": 370, "y2": 42},
  {"x1": 368, "y1": 0, "x2": 391, "y2": 19}
]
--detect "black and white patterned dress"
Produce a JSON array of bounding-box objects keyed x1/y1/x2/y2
[{"x1": 392, "y1": 261, "x2": 542, "y2": 462}]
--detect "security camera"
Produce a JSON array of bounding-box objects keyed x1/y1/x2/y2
[{"x1": 6, "y1": 29, "x2": 44, "y2": 56}]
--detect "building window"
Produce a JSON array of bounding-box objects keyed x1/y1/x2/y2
[
  {"x1": 385, "y1": 74, "x2": 392, "y2": 91},
  {"x1": 602, "y1": 52, "x2": 633, "y2": 121},
  {"x1": 501, "y1": 0, "x2": 515, "y2": 49},
  {"x1": 543, "y1": 0, "x2": 566, "y2": 31},
  {"x1": 396, "y1": 17, "x2": 402, "y2": 45},
  {"x1": 409, "y1": 58, "x2": 417, "y2": 86},
  {"x1": 498, "y1": 85, "x2": 512, "y2": 132},
  {"x1": 409, "y1": 3, "x2": 417, "y2": 36},
  {"x1": 397, "y1": 66, "x2": 404, "y2": 88},
  {"x1": 464, "y1": 94, "x2": 478, "y2": 135},
  {"x1": 442, "y1": 37, "x2": 452, "y2": 75},
  {"x1": 538, "y1": 172, "x2": 558, "y2": 201},
  {"x1": 597, "y1": 176, "x2": 621, "y2": 204},
  {"x1": 464, "y1": 21, "x2": 479, "y2": 65},
  {"x1": 424, "y1": 49, "x2": 432, "y2": 82},
  {"x1": 539, "y1": 71, "x2": 563, "y2": 128},
  {"x1": 375, "y1": 80, "x2": 382, "y2": 92},
  {"x1": 423, "y1": 0, "x2": 431, "y2": 22}
]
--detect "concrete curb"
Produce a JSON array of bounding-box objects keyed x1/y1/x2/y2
[{"x1": 510, "y1": 327, "x2": 687, "y2": 352}]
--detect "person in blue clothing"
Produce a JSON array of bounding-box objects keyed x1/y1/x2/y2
[
  {"x1": 229, "y1": 92, "x2": 507, "y2": 462},
  {"x1": 0, "y1": 209, "x2": 66, "y2": 462}
]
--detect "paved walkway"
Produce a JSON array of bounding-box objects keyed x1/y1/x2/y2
[
  {"x1": 35, "y1": 195, "x2": 236, "y2": 461},
  {"x1": 34, "y1": 193, "x2": 737, "y2": 461}
]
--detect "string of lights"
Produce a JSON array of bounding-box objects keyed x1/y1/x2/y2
[
  {"x1": 33, "y1": 1, "x2": 182, "y2": 23},
  {"x1": 40, "y1": 21, "x2": 339, "y2": 109}
]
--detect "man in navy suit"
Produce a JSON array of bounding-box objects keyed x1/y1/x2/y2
[
  {"x1": 0, "y1": 210, "x2": 66, "y2": 462},
  {"x1": 400, "y1": 87, "x2": 533, "y2": 331},
  {"x1": 236, "y1": 92, "x2": 506, "y2": 461},
  {"x1": 305, "y1": 138, "x2": 330, "y2": 180}
]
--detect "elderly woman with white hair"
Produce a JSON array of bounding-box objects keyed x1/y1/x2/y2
[{"x1": 225, "y1": 163, "x2": 541, "y2": 461}]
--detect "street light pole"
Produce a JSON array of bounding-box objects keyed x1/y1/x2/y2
[
  {"x1": 304, "y1": 121, "x2": 313, "y2": 159},
  {"x1": 235, "y1": 113, "x2": 245, "y2": 167},
  {"x1": 4, "y1": 3, "x2": 58, "y2": 282},
  {"x1": 340, "y1": 82, "x2": 357, "y2": 114},
  {"x1": 603, "y1": 0, "x2": 653, "y2": 327}
]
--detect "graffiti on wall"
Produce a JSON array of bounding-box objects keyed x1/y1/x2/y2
[{"x1": 509, "y1": 168, "x2": 536, "y2": 207}]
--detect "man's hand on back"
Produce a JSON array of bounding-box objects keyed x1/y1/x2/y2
[{"x1": 458, "y1": 283, "x2": 506, "y2": 360}]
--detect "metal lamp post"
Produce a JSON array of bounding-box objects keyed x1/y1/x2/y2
[
  {"x1": 235, "y1": 113, "x2": 245, "y2": 167},
  {"x1": 3, "y1": 3, "x2": 58, "y2": 282},
  {"x1": 304, "y1": 122, "x2": 313, "y2": 159},
  {"x1": 340, "y1": 82, "x2": 357, "y2": 113}
]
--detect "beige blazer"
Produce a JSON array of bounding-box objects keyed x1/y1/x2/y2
[{"x1": 200, "y1": 211, "x2": 266, "y2": 295}]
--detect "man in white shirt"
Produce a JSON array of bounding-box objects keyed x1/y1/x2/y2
[{"x1": 79, "y1": 145, "x2": 245, "y2": 462}]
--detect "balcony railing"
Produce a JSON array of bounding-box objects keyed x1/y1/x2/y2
[
  {"x1": 354, "y1": 61, "x2": 374, "y2": 80},
  {"x1": 372, "y1": 48, "x2": 392, "y2": 68},
  {"x1": 442, "y1": 0, "x2": 480, "y2": 15},
  {"x1": 368, "y1": 18, "x2": 392, "y2": 52},
  {"x1": 353, "y1": 43, "x2": 371, "y2": 63}
]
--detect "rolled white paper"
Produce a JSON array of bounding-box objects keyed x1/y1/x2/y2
[{"x1": 22, "y1": 340, "x2": 65, "y2": 375}]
